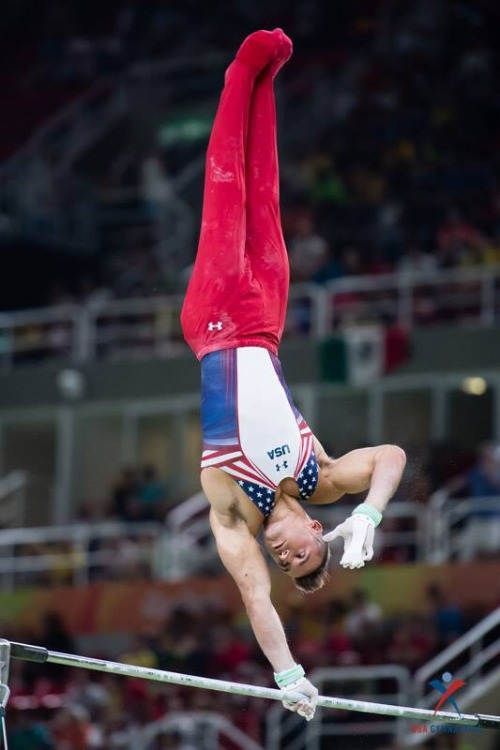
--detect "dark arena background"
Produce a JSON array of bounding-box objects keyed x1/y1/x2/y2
[{"x1": 0, "y1": 1, "x2": 499, "y2": 749}]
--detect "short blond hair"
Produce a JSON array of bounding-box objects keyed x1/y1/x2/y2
[{"x1": 294, "y1": 541, "x2": 331, "y2": 594}]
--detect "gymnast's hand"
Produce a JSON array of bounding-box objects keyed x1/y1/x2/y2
[
  {"x1": 280, "y1": 675, "x2": 319, "y2": 721},
  {"x1": 274, "y1": 664, "x2": 318, "y2": 721},
  {"x1": 323, "y1": 513, "x2": 376, "y2": 569}
]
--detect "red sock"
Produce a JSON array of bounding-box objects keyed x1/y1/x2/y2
[
  {"x1": 268, "y1": 28, "x2": 293, "y2": 79},
  {"x1": 236, "y1": 29, "x2": 291, "y2": 74}
]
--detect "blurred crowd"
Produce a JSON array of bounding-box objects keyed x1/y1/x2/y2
[
  {"x1": 6, "y1": 465, "x2": 174, "y2": 590},
  {"x1": 105, "y1": 464, "x2": 173, "y2": 524},
  {"x1": 1, "y1": 0, "x2": 500, "y2": 320},
  {"x1": 4, "y1": 581, "x2": 491, "y2": 750}
]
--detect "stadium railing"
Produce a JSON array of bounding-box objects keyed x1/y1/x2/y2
[
  {"x1": 0, "y1": 520, "x2": 163, "y2": 590},
  {"x1": 427, "y1": 491, "x2": 500, "y2": 563},
  {"x1": 0, "y1": 304, "x2": 83, "y2": 367},
  {"x1": 1, "y1": 266, "x2": 500, "y2": 367},
  {"x1": 324, "y1": 264, "x2": 500, "y2": 331},
  {"x1": 0, "y1": 494, "x2": 497, "y2": 589},
  {"x1": 136, "y1": 711, "x2": 266, "y2": 750},
  {"x1": 0, "y1": 80, "x2": 127, "y2": 178},
  {"x1": 0, "y1": 471, "x2": 28, "y2": 528}
]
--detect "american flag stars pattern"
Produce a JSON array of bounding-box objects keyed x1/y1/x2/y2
[
  {"x1": 235, "y1": 453, "x2": 318, "y2": 519},
  {"x1": 296, "y1": 452, "x2": 319, "y2": 500},
  {"x1": 237, "y1": 480, "x2": 276, "y2": 518}
]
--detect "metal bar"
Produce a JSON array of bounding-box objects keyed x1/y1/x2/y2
[
  {"x1": 1, "y1": 712, "x2": 8, "y2": 750},
  {"x1": 0, "y1": 641, "x2": 10, "y2": 696},
  {"x1": 0, "y1": 640, "x2": 10, "y2": 750},
  {"x1": 7, "y1": 641, "x2": 500, "y2": 728}
]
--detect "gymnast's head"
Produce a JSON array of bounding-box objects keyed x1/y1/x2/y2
[
  {"x1": 263, "y1": 514, "x2": 331, "y2": 593},
  {"x1": 293, "y1": 541, "x2": 331, "y2": 593}
]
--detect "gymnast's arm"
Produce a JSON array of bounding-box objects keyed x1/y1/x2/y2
[
  {"x1": 209, "y1": 508, "x2": 296, "y2": 673},
  {"x1": 312, "y1": 438, "x2": 407, "y2": 510}
]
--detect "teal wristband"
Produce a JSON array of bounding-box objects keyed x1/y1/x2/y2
[
  {"x1": 352, "y1": 503, "x2": 382, "y2": 527},
  {"x1": 274, "y1": 663, "x2": 305, "y2": 688}
]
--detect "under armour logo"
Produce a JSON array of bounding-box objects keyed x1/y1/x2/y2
[
  {"x1": 208, "y1": 321, "x2": 223, "y2": 331},
  {"x1": 275, "y1": 461, "x2": 289, "y2": 472}
]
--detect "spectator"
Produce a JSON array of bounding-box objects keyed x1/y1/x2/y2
[
  {"x1": 137, "y1": 465, "x2": 168, "y2": 522},
  {"x1": 51, "y1": 704, "x2": 91, "y2": 750},
  {"x1": 445, "y1": 442, "x2": 500, "y2": 559},
  {"x1": 16, "y1": 151, "x2": 61, "y2": 239},
  {"x1": 386, "y1": 613, "x2": 437, "y2": 672},
  {"x1": 8, "y1": 710, "x2": 54, "y2": 749},
  {"x1": 397, "y1": 244, "x2": 438, "y2": 277},
  {"x1": 37, "y1": 612, "x2": 77, "y2": 686},
  {"x1": 139, "y1": 149, "x2": 173, "y2": 244},
  {"x1": 288, "y1": 209, "x2": 329, "y2": 281},
  {"x1": 436, "y1": 209, "x2": 482, "y2": 269},
  {"x1": 77, "y1": 275, "x2": 112, "y2": 308},
  {"x1": 308, "y1": 156, "x2": 348, "y2": 208},
  {"x1": 111, "y1": 467, "x2": 140, "y2": 522},
  {"x1": 312, "y1": 247, "x2": 345, "y2": 285},
  {"x1": 426, "y1": 583, "x2": 464, "y2": 650},
  {"x1": 322, "y1": 599, "x2": 359, "y2": 667},
  {"x1": 451, "y1": 442, "x2": 500, "y2": 497},
  {"x1": 327, "y1": 244, "x2": 367, "y2": 325},
  {"x1": 339, "y1": 244, "x2": 364, "y2": 277},
  {"x1": 119, "y1": 636, "x2": 158, "y2": 669},
  {"x1": 209, "y1": 626, "x2": 251, "y2": 676},
  {"x1": 426, "y1": 440, "x2": 472, "y2": 491},
  {"x1": 67, "y1": 670, "x2": 112, "y2": 725},
  {"x1": 104, "y1": 535, "x2": 149, "y2": 581}
]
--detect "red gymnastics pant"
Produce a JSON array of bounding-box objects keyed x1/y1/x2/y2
[{"x1": 180, "y1": 32, "x2": 291, "y2": 361}]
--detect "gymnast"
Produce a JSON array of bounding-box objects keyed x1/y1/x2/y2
[{"x1": 181, "y1": 29, "x2": 406, "y2": 721}]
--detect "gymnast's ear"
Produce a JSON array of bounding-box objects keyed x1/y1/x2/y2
[{"x1": 308, "y1": 518, "x2": 323, "y2": 534}]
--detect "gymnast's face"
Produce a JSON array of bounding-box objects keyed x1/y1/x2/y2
[{"x1": 263, "y1": 516, "x2": 325, "y2": 578}]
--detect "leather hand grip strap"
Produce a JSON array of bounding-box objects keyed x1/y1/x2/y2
[
  {"x1": 352, "y1": 503, "x2": 382, "y2": 527},
  {"x1": 274, "y1": 663, "x2": 305, "y2": 688}
]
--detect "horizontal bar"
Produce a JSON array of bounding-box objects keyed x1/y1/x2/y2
[
  {"x1": 8, "y1": 641, "x2": 500, "y2": 728},
  {"x1": 0, "y1": 640, "x2": 11, "y2": 713}
]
